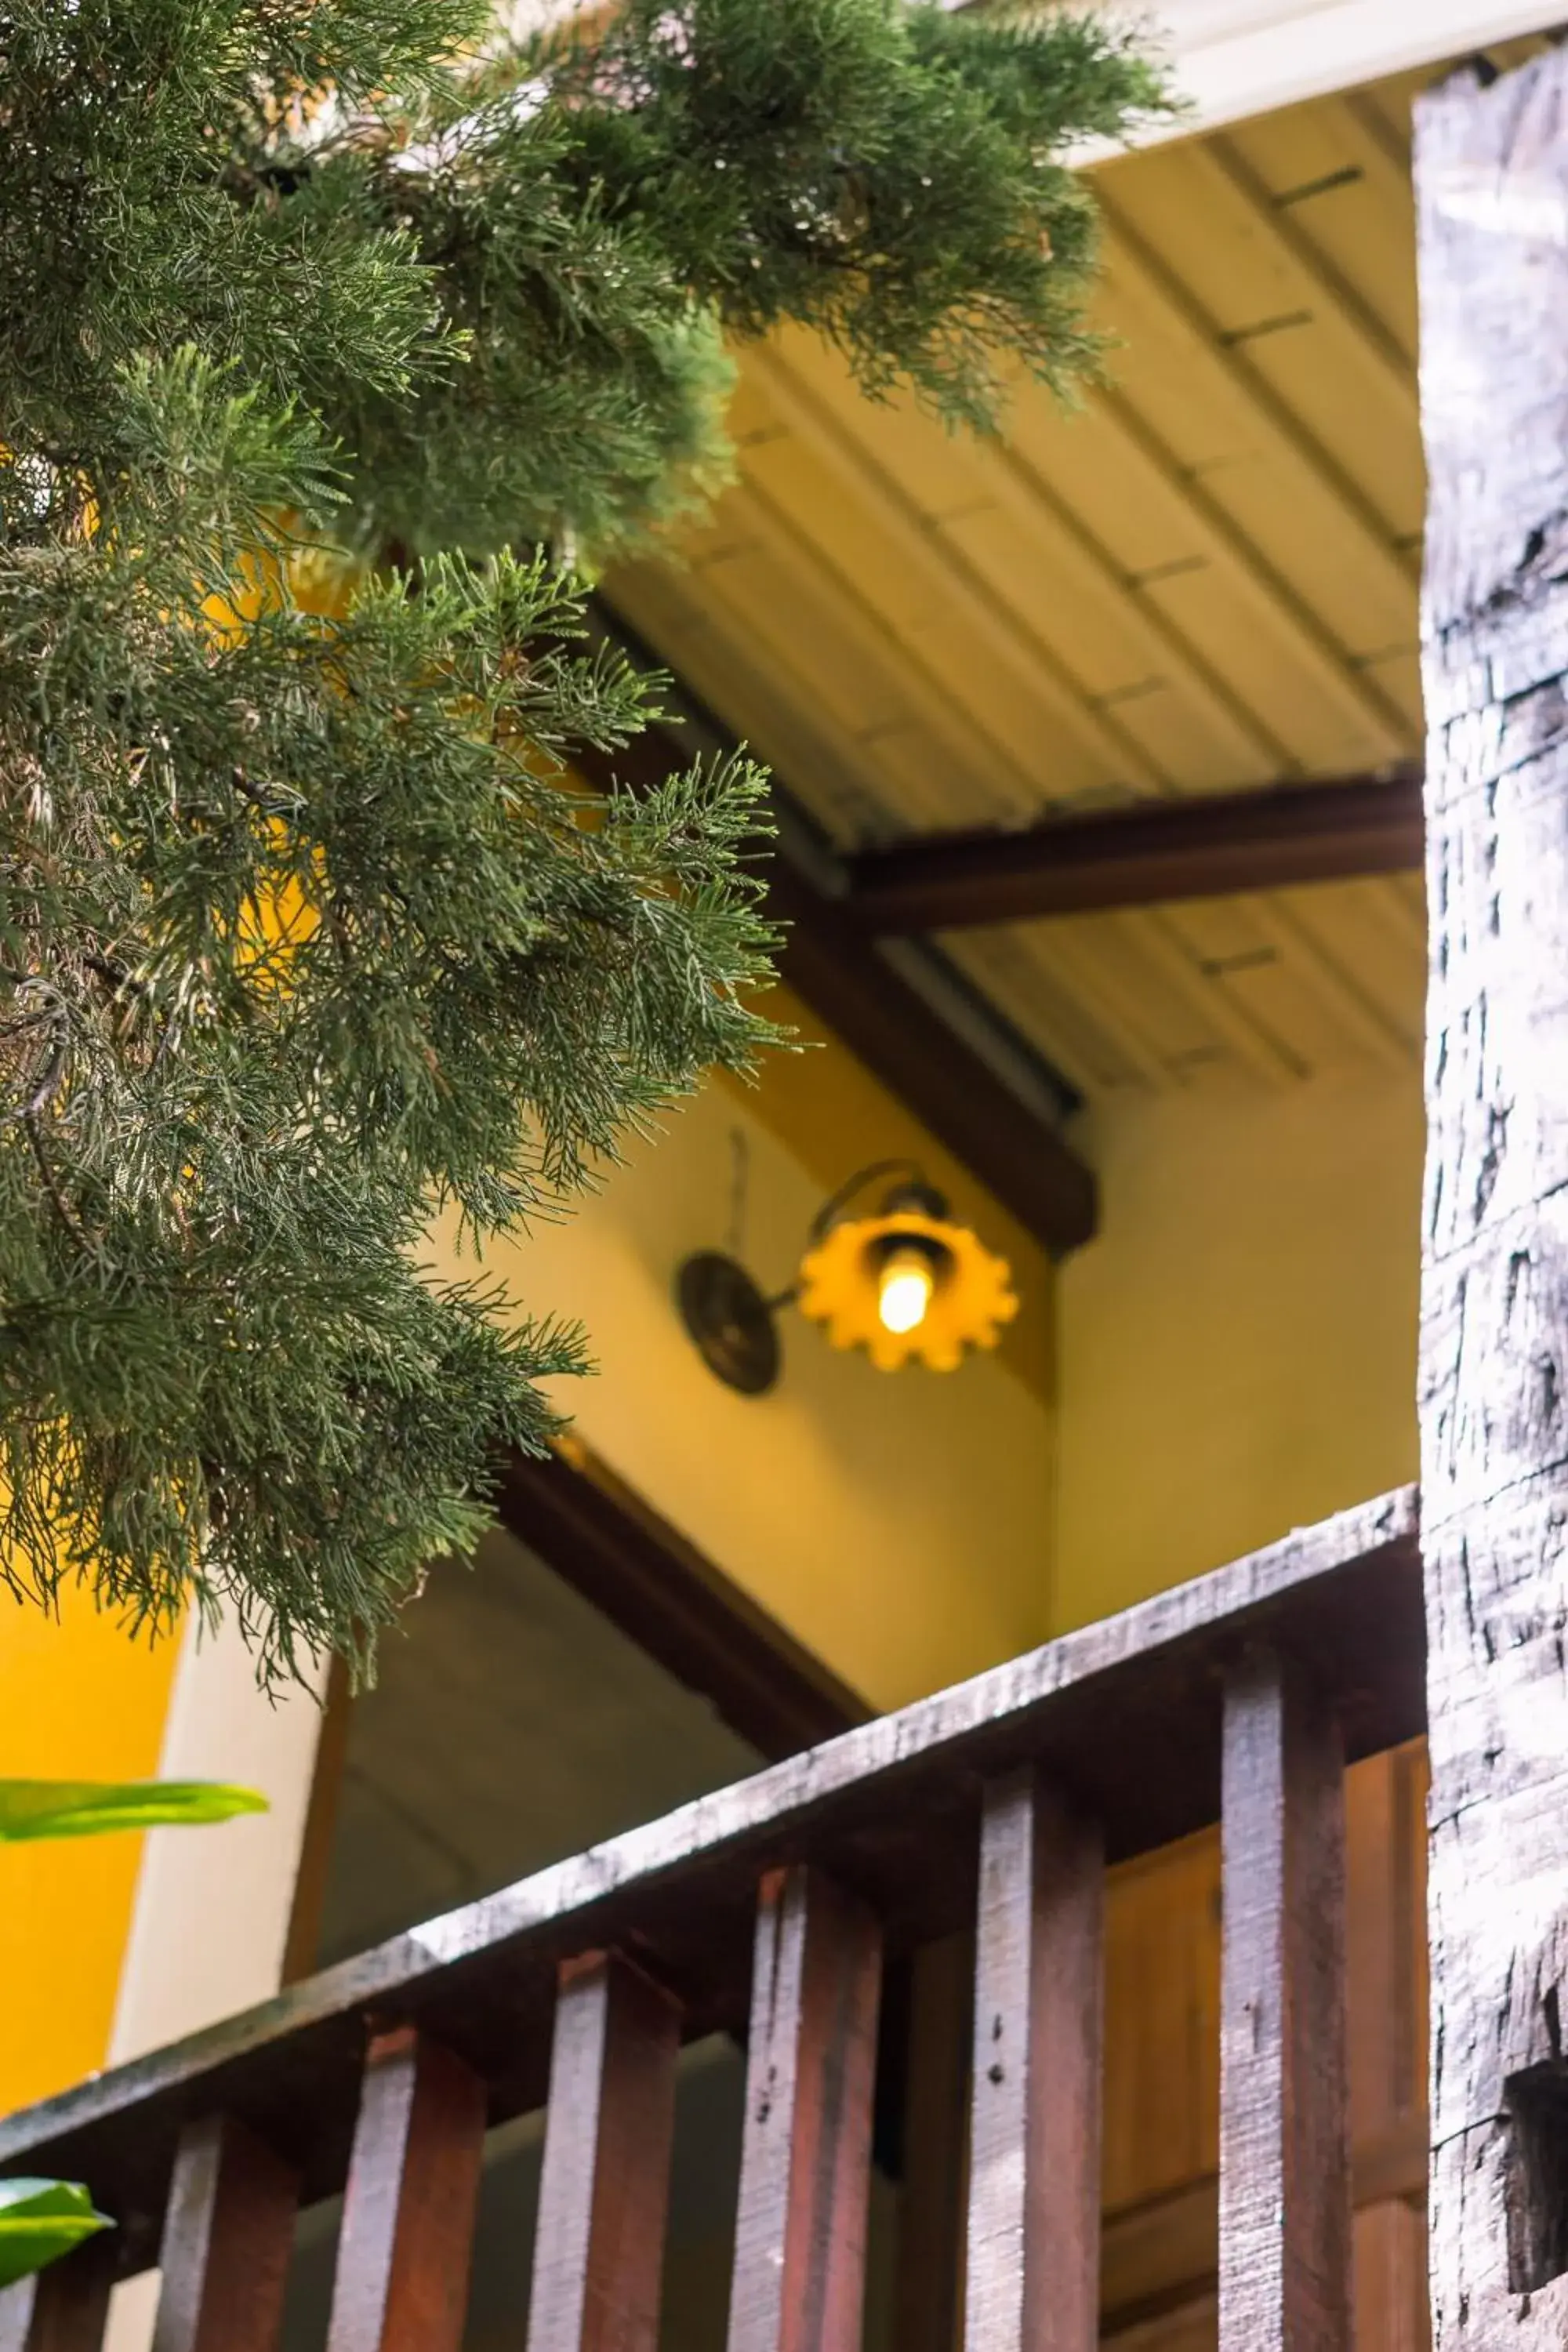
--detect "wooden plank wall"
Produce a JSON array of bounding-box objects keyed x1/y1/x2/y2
[
  {"x1": 1095, "y1": 1738, "x2": 1429, "y2": 2350},
  {"x1": 880, "y1": 1737, "x2": 1427, "y2": 2352}
]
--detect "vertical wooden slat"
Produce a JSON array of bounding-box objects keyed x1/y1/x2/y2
[
  {"x1": 526, "y1": 1950, "x2": 681, "y2": 2352},
  {"x1": 151, "y1": 2113, "x2": 299, "y2": 2352},
  {"x1": 1388, "y1": 1743, "x2": 1426, "y2": 2128},
  {"x1": 891, "y1": 1932, "x2": 972, "y2": 2352},
  {"x1": 1354, "y1": 2201, "x2": 1429, "y2": 2352},
  {"x1": 1345, "y1": 1752, "x2": 1400, "y2": 2156},
  {"x1": 1220, "y1": 1647, "x2": 1350, "y2": 2352},
  {"x1": 325, "y1": 2025, "x2": 487, "y2": 2352},
  {"x1": 0, "y1": 2245, "x2": 113, "y2": 2352},
  {"x1": 966, "y1": 1769, "x2": 1104, "y2": 2352},
  {"x1": 726, "y1": 1864, "x2": 882, "y2": 2352}
]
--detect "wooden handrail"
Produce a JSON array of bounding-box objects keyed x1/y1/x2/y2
[{"x1": 0, "y1": 1486, "x2": 1424, "y2": 2352}]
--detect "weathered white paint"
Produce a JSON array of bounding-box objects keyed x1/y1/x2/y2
[
  {"x1": 1415, "y1": 45, "x2": 1568, "y2": 2352},
  {"x1": 1113, "y1": 0, "x2": 1562, "y2": 147}
]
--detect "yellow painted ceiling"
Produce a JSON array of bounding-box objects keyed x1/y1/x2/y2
[{"x1": 604, "y1": 58, "x2": 1501, "y2": 1103}]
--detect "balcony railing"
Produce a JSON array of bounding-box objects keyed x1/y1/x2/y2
[{"x1": 0, "y1": 1485, "x2": 1424, "y2": 2352}]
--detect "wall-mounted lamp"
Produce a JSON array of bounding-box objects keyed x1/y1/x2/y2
[{"x1": 676, "y1": 1160, "x2": 1018, "y2": 1396}]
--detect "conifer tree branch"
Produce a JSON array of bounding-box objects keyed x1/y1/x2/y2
[{"x1": 0, "y1": 0, "x2": 1167, "y2": 1678}]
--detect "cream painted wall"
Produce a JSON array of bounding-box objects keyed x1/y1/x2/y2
[
  {"x1": 430, "y1": 1082, "x2": 1055, "y2": 1712},
  {"x1": 109, "y1": 1618, "x2": 329, "y2": 2064},
  {"x1": 1053, "y1": 1070, "x2": 1424, "y2": 1631}
]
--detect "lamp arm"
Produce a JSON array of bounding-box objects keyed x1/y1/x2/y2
[{"x1": 806, "y1": 1157, "x2": 927, "y2": 1244}]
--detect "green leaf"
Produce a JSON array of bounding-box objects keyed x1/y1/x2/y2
[
  {"x1": 0, "y1": 2179, "x2": 112, "y2": 2288},
  {"x1": 0, "y1": 1781, "x2": 268, "y2": 1843}
]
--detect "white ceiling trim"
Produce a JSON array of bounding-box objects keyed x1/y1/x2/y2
[{"x1": 1082, "y1": 0, "x2": 1562, "y2": 152}]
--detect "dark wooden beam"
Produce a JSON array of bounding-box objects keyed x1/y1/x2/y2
[
  {"x1": 760, "y1": 855, "x2": 1096, "y2": 1252},
  {"x1": 494, "y1": 1443, "x2": 870, "y2": 1762},
  {"x1": 280, "y1": 1656, "x2": 353, "y2": 1985},
  {"x1": 571, "y1": 611, "x2": 1098, "y2": 1254},
  {"x1": 844, "y1": 769, "x2": 1425, "y2": 934}
]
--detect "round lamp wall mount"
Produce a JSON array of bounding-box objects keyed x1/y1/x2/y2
[
  {"x1": 674, "y1": 1250, "x2": 786, "y2": 1398},
  {"x1": 676, "y1": 1160, "x2": 1018, "y2": 1396}
]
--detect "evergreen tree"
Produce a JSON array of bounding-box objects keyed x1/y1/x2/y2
[{"x1": 0, "y1": 0, "x2": 1166, "y2": 1679}]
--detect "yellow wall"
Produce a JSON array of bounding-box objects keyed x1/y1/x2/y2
[
  {"x1": 430, "y1": 1069, "x2": 1056, "y2": 1713},
  {"x1": 0, "y1": 1586, "x2": 180, "y2": 2110},
  {"x1": 1053, "y1": 1069, "x2": 1425, "y2": 1630}
]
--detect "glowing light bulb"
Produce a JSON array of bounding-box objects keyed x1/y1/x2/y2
[{"x1": 878, "y1": 1247, "x2": 935, "y2": 1335}]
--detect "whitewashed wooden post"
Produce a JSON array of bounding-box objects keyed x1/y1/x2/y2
[{"x1": 1417, "y1": 43, "x2": 1568, "y2": 2351}]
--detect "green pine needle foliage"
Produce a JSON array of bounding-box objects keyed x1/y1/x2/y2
[
  {"x1": 538, "y1": 0, "x2": 1168, "y2": 438},
  {"x1": 0, "y1": 0, "x2": 1167, "y2": 1679}
]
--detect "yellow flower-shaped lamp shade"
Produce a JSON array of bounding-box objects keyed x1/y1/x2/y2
[{"x1": 797, "y1": 1208, "x2": 1018, "y2": 1372}]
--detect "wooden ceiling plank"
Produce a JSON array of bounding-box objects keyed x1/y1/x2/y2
[
  {"x1": 1198, "y1": 134, "x2": 1417, "y2": 394},
  {"x1": 1141, "y1": 811, "x2": 1419, "y2": 1072},
  {"x1": 1341, "y1": 87, "x2": 1414, "y2": 183},
  {"x1": 686, "y1": 499, "x2": 1041, "y2": 833},
  {"x1": 1305, "y1": 875, "x2": 1429, "y2": 1046},
  {"x1": 984, "y1": 438, "x2": 1301, "y2": 782},
  {"x1": 1126, "y1": 906, "x2": 1303, "y2": 1086},
  {"x1": 1000, "y1": 922, "x2": 1174, "y2": 1091},
  {"x1": 728, "y1": 473, "x2": 1058, "y2": 822},
  {"x1": 1054, "y1": 913, "x2": 1240, "y2": 1084},
  {"x1": 1367, "y1": 869, "x2": 1429, "y2": 951},
  {"x1": 1252, "y1": 891, "x2": 1421, "y2": 1065},
  {"x1": 1232, "y1": 102, "x2": 1420, "y2": 365},
  {"x1": 746, "y1": 345, "x2": 1174, "y2": 797},
  {"x1": 1160, "y1": 881, "x2": 1415, "y2": 1076},
  {"x1": 760, "y1": 336, "x2": 1298, "y2": 783},
  {"x1": 1152, "y1": 895, "x2": 1333, "y2": 1083},
  {"x1": 691, "y1": 561, "x2": 982, "y2": 837},
  {"x1": 1201, "y1": 895, "x2": 1410, "y2": 1073},
  {"x1": 1319, "y1": 90, "x2": 1420, "y2": 229},
  {"x1": 673, "y1": 425, "x2": 1046, "y2": 837},
  {"x1": 721, "y1": 455, "x2": 1098, "y2": 820},
  {"x1": 688, "y1": 542, "x2": 918, "y2": 775},
  {"x1": 941, "y1": 928, "x2": 1151, "y2": 1101},
  {"x1": 608, "y1": 561, "x2": 898, "y2": 851},
  {"x1": 1097, "y1": 195, "x2": 1419, "y2": 608},
  {"x1": 1088, "y1": 382, "x2": 1416, "y2": 763},
  {"x1": 1103, "y1": 901, "x2": 1310, "y2": 1088},
  {"x1": 845, "y1": 771, "x2": 1425, "y2": 932}
]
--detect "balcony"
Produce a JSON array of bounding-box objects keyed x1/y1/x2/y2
[{"x1": 0, "y1": 1486, "x2": 1425, "y2": 2352}]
